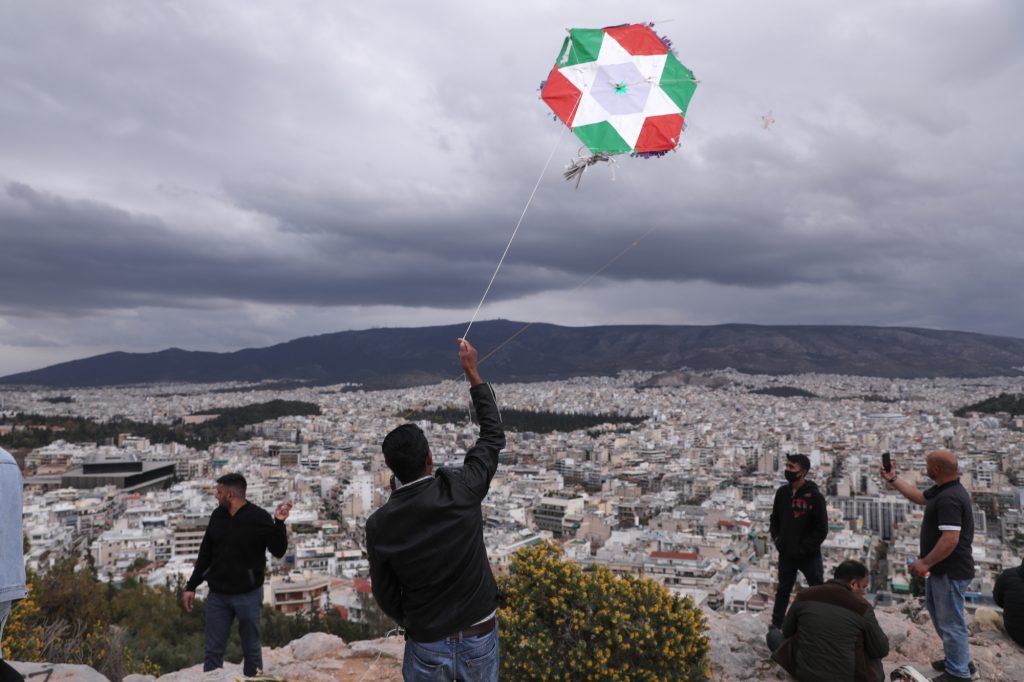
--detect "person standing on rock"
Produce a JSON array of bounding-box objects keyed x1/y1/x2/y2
[
  {"x1": 772, "y1": 559, "x2": 889, "y2": 681},
  {"x1": 768, "y1": 453, "x2": 829, "y2": 640},
  {"x1": 366, "y1": 338, "x2": 505, "y2": 682},
  {"x1": 882, "y1": 450, "x2": 976, "y2": 682},
  {"x1": 1, "y1": 447, "x2": 28, "y2": 682},
  {"x1": 182, "y1": 473, "x2": 292, "y2": 677}
]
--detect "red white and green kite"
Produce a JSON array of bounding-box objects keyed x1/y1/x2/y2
[{"x1": 541, "y1": 23, "x2": 698, "y2": 164}]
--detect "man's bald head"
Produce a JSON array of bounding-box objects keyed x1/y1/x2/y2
[{"x1": 926, "y1": 450, "x2": 959, "y2": 480}]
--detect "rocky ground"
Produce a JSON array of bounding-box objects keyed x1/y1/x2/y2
[
  {"x1": 9, "y1": 604, "x2": 1024, "y2": 681},
  {"x1": 10, "y1": 633, "x2": 405, "y2": 682},
  {"x1": 706, "y1": 601, "x2": 1024, "y2": 681}
]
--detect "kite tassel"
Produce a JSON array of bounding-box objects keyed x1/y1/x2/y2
[{"x1": 563, "y1": 152, "x2": 615, "y2": 190}]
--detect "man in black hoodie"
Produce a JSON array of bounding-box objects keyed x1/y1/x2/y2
[
  {"x1": 994, "y1": 559, "x2": 1024, "y2": 647},
  {"x1": 769, "y1": 454, "x2": 829, "y2": 633},
  {"x1": 183, "y1": 473, "x2": 292, "y2": 676},
  {"x1": 366, "y1": 338, "x2": 505, "y2": 682}
]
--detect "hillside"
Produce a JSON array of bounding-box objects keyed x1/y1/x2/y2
[{"x1": 3, "y1": 320, "x2": 1024, "y2": 388}]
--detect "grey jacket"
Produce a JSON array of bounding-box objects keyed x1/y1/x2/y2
[{"x1": 0, "y1": 447, "x2": 28, "y2": 602}]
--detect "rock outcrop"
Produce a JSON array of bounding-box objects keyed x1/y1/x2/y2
[
  {"x1": 9, "y1": 606, "x2": 1024, "y2": 681},
  {"x1": 10, "y1": 632, "x2": 404, "y2": 682}
]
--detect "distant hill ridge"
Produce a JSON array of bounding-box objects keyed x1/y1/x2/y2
[{"x1": 2, "y1": 320, "x2": 1024, "y2": 388}]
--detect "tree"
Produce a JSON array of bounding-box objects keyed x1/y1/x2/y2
[
  {"x1": 5, "y1": 562, "x2": 161, "y2": 681},
  {"x1": 498, "y1": 543, "x2": 711, "y2": 681}
]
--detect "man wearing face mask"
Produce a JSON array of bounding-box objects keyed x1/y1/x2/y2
[
  {"x1": 881, "y1": 451, "x2": 975, "y2": 682},
  {"x1": 771, "y1": 560, "x2": 889, "y2": 682},
  {"x1": 768, "y1": 454, "x2": 828, "y2": 637}
]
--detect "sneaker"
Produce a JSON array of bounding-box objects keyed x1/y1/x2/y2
[
  {"x1": 931, "y1": 672, "x2": 972, "y2": 682},
  {"x1": 930, "y1": 660, "x2": 976, "y2": 676}
]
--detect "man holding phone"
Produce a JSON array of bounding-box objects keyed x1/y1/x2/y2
[{"x1": 881, "y1": 451, "x2": 975, "y2": 682}]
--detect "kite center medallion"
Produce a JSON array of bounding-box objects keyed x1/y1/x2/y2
[{"x1": 592, "y1": 63, "x2": 650, "y2": 115}]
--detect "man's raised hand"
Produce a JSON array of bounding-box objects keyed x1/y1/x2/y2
[
  {"x1": 275, "y1": 500, "x2": 293, "y2": 521},
  {"x1": 458, "y1": 338, "x2": 483, "y2": 386}
]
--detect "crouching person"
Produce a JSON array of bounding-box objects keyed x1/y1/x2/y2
[
  {"x1": 994, "y1": 558, "x2": 1024, "y2": 648},
  {"x1": 772, "y1": 559, "x2": 889, "y2": 682}
]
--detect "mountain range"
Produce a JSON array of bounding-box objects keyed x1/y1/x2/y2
[{"x1": 2, "y1": 320, "x2": 1024, "y2": 388}]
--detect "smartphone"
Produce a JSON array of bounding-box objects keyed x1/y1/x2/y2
[{"x1": 882, "y1": 451, "x2": 892, "y2": 473}]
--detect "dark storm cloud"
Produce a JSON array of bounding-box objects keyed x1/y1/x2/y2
[
  {"x1": 1, "y1": 1, "x2": 1023, "y2": 375},
  {"x1": 0, "y1": 180, "x2": 578, "y2": 312}
]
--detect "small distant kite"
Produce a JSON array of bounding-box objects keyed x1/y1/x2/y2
[
  {"x1": 761, "y1": 111, "x2": 776, "y2": 129},
  {"x1": 540, "y1": 23, "x2": 698, "y2": 186}
]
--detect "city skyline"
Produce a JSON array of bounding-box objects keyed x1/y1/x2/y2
[{"x1": 2, "y1": 1, "x2": 1022, "y2": 376}]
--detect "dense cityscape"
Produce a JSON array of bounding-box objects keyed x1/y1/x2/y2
[{"x1": 3, "y1": 369, "x2": 1023, "y2": 628}]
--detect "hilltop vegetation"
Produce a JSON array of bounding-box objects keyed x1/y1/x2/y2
[
  {"x1": 0, "y1": 399, "x2": 320, "y2": 450},
  {"x1": 749, "y1": 386, "x2": 817, "y2": 398},
  {"x1": 498, "y1": 543, "x2": 710, "y2": 681},
  {"x1": 2, "y1": 558, "x2": 387, "y2": 681},
  {"x1": 954, "y1": 392, "x2": 1024, "y2": 417},
  {"x1": 401, "y1": 407, "x2": 647, "y2": 434}
]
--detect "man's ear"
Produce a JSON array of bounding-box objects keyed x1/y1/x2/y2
[{"x1": 425, "y1": 452, "x2": 433, "y2": 472}]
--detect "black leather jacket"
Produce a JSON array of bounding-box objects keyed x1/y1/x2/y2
[{"x1": 366, "y1": 382, "x2": 505, "y2": 642}]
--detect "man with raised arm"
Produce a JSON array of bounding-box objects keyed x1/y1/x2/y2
[
  {"x1": 366, "y1": 338, "x2": 505, "y2": 682},
  {"x1": 881, "y1": 450, "x2": 976, "y2": 682},
  {"x1": 182, "y1": 473, "x2": 292, "y2": 678}
]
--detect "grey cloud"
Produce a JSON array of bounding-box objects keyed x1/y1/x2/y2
[{"x1": 1, "y1": 1, "x2": 1023, "y2": 377}]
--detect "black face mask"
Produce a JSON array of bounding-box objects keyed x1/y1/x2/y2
[{"x1": 784, "y1": 470, "x2": 802, "y2": 483}]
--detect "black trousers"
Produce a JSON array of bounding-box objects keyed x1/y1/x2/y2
[{"x1": 771, "y1": 552, "x2": 824, "y2": 628}]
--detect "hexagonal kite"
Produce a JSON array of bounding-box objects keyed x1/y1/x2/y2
[{"x1": 540, "y1": 23, "x2": 698, "y2": 183}]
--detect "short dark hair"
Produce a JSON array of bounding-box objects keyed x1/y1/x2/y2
[
  {"x1": 834, "y1": 559, "x2": 868, "y2": 583},
  {"x1": 786, "y1": 454, "x2": 811, "y2": 472},
  {"x1": 382, "y1": 423, "x2": 430, "y2": 484},
  {"x1": 216, "y1": 472, "x2": 247, "y2": 498}
]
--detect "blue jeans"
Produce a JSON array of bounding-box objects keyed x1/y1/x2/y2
[
  {"x1": 772, "y1": 552, "x2": 824, "y2": 628},
  {"x1": 205, "y1": 587, "x2": 264, "y2": 676},
  {"x1": 402, "y1": 624, "x2": 499, "y2": 682},
  {"x1": 925, "y1": 573, "x2": 971, "y2": 678}
]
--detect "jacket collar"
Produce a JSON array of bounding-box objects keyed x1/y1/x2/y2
[{"x1": 392, "y1": 474, "x2": 434, "y2": 496}]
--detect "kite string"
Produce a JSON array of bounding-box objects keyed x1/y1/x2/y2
[
  {"x1": 461, "y1": 122, "x2": 568, "y2": 342},
  {"x1": 462, "y1": 30, "x2": 584, "y2": 342},
  {"x1": 451, "y1": 225, "x2": 659, "y2": 381},
  {"x1": 477, "y1": 226, "x2": 657, "y2": 365}
]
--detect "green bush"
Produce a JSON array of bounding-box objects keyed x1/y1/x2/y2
[{"x1": 497, "y1": 543, "x2": 711, "y2": 681}]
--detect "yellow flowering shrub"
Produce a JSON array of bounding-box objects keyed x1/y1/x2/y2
[
  {"x1": 1, "y1": 581, "x2": 45, "y2": 660},
  {"x1": 498, "y1": 543, "x2": 710, "y2": 681}
]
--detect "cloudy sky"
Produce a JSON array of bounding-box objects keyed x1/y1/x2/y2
[{"x1": 1, "y1": 1, "x2": 1022, "y2": 376}]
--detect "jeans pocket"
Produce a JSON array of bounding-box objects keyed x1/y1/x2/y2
[
  {"x1": 463, "y1": 632, "x2": 499, "y2": 681},
  {"x1": 406, "y1": 642, "x2": 451, "y2": 682}
]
